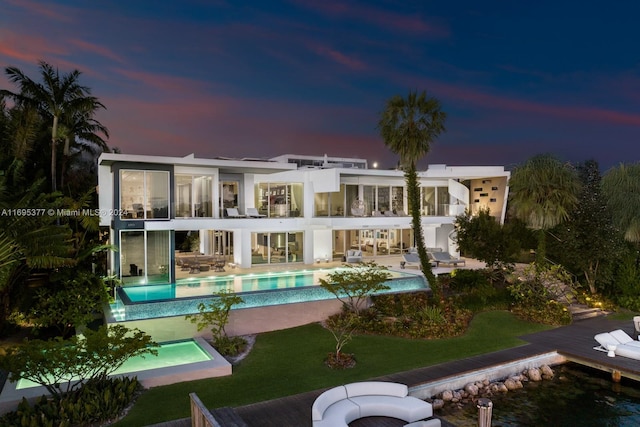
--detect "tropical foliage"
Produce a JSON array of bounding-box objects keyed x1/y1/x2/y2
[
  {"x1": 508, "y1": 153, "x2": 580, "y2": 266},
  {"x1": 547, "y1": 160, "x2": 621, "y2": 294},
  {"x1": 455, "y1": 207, "x2": 524, "y2": 271},
  {"x1": 185, "y1": 289, "x2": 247, "y2": 356},
  {"x1": 378, "y1": 90, "x2": 446, "y2": 298},
  {"x1": 1, "y1": 61, "x2": 109, "y2": 193},
  {"x1": 602, "y1": 163, "x2": 640, "y2": 244},
  {"x1": 318, "y1": 262, "x2": 391, "y2": 314}
]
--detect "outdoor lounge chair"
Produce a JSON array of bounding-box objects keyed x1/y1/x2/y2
[
  {"x1": 402, "y1": 253, "x2": 421, "y2": 269},
  {"x1": 594, "y1": 331, "x2": 640, "y2": 359},
  {"x1": 246, "y1": 207, "x2": 266, "y2": 218},
  {"x1": 402, "y1": 253, "x2": 436, "y2": 269},
  {"x1": 428, "y1": 251, "x2": 465, "y2": 267},
  {"x1": 226, "y1": 208, "x2": 246, "y2": 218}
]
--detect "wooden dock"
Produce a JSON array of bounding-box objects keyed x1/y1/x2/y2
[
  {"x1": 151, "y1": 315, "x2": 640, "y2": 427},
  {"x1": 233, "y1": 316, "x2": 639, "y2": 427}
]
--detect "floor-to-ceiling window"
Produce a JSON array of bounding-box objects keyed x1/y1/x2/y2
[
  {"x1": 175, "y1": 174, "x2": 213, "y2": 217},
  {"x1": 120, "y1": 230, "x2": 171, "y2": 284},
  {"x1": 220, "y1": 181, "x2": 240, "y2": 217},
  {"x1": 255, "y1": 182, "x2": 304, "y2": 218},
  {"x1": 250, "y1": 231, "x2": 303, "y2": 264},
  {"x1": 346, "y1": 185, "x2": 360, "y2": 216},
  {"x1": 120, "y1": 170, "x2": 169, "y2": 219},
  {"x1": 333, "y1": 228, "x2": 413, "y2": 258},
  {"x1": 377, "y1": 187, "x2": 390, "y2": 213},
  {"x1": 314, "y1": 185, "x2": 347, "y2": 217},
  {"x1": 363, "y1": 185, "x2": 375, "y2": 216},
  {"x1": 392, "y1": 186, "x2": 404, "y2": 213},
  {"x1": 437, "y1": 186, "x2": 450, "y2": 216}
]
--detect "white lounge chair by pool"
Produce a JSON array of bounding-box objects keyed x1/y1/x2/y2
[{"x1": 594, "y1": 331, "x2": 640, "y2": 359}]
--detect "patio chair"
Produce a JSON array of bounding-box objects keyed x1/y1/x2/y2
[
  {"x1": 428, "y1": 251, "x2": 466, "y2": 267},
  {"x1": 246, "y1": 207, "x2": 266, "y2": 218},
  {"x1": 226, "y1": 208, "x2": 246, "y2": 218},
  {"x1": 402, "y1": 253, "x2": 421, "y2": 269},
  {"x1": 402, "y1": 253, "x2": 437, "y2": 269}
]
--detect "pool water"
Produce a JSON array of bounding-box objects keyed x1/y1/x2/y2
[
  {"x1": 437, "y1": 362, "x2": 640, "y2": 426},
  {"x1": 110, "y1": 267, "x2": 427, "y2": 321},
  {"x1": 16, "y1": 340, "x2": 211, "y2": 390},
  {"x1": 120, "y1": 268, "x2": 414, "y2": 302}
]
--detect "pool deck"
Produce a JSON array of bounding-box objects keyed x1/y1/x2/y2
[{"x1": 148, "y1": 314, "x2": 640, "y2": 427}]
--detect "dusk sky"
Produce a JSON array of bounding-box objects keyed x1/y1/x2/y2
[{"x1": 2, "y1": 0, "x2": 639, "y2": 171}]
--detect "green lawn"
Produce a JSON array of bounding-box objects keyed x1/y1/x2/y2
[{"x1": 114, "y1": 311, "x2": 550, "y2": 426}]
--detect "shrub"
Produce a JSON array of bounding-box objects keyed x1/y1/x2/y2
[
  {"x1": 185, "y1": 289, "x2": 247, "y2": 356},
  {"x1": 507, "y1": 264, "x2": 574, "y2": 326},
  {"x1": 0, "y1": 325, "x2": 157, "y2": 399},
  {"x1": 0, "y1": 377, "x2": 141, "y2": 426},
  {"x1": 319, "y1": 262, "x2": 391, "y2": 314},
  {"x1": 214, "y1": 335, "x2": 248, "y2": 357},
  {"x1": 361, "y1": 292, "x2": 473, "y2": 339}
]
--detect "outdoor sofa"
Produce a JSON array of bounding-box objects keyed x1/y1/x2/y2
[
  {"x1": 311, "y1": 381, "x2": 440, "y2": 427},
  {"x1": 345, "y1": 249, "x2": 363, "y2": 263}
]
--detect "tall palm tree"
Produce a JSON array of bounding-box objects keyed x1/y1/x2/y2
[
  {"x1": 2, "y1": 61, "x2": 107, "y2": 192},
  {"x1": 601, "y1": 163, "x2": 640, "y2": 243},
  {"x1": 378, "y1": 90, "x2": 446, "y2": 298},
  {"x1": 508, "y1": 154, "x2": 580, "y2": 266},
  {"x1": 58, "y1": 104, "x2": 110, "y2": 190}
]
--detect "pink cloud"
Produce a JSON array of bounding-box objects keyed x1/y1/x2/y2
[
  {"x1": 0, "y1": 29, "x2": 68, "y2": 64},
  {"x1": 309, "y1": 43, "x2": 367, "y2": 71},
  {"x1": 291, "y1": 0, "x2": 449, "y2": 37},
  {"x1": 408, "y1": 75, "x2": 640, "y2": 128},
  {"x1": 6, "y1": 0, "x2": 74, "y2": 23},
  {"x1": 68, "y1": 39, "x2": 126, "y2": 65}
]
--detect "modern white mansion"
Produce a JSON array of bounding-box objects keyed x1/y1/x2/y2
[{"x1": 98, "y1": 153, "x2": 510, "y2": 285}]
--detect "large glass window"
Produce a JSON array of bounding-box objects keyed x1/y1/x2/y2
[
  {"x1": 120, "y1": 230, "x2": 170, "y2": 284},
  {"x1": 175, "y1": 175, "x2": 213, "y2": 217},
  {"x1": 120, "y1": 170, "x2": 169, "y2": 219},
  {"x1": 314, "y1": 185, "x2": 346, "y2": 217},
  {"x1": 314, "y1": 192, "x2": 329, "y2": 217},
  {"x1": 422, "y1": 187, "x2": 436, "y2": 216},
  {"x1": 437, "y1": 187, "x2": 450, "y2": 216},
  {"x1": 250, "y1": 231, "x2": 303, "y2": 264},
  {"x1": 346, "y1": 185, "x2": 360, "y2": 216},
  {"x1": 363, "y1": 185, "x2": 375, "y2": 216},
  {"x1": 254, "y1": 182, "x2": 304, "y2": 218},
  {"x1": 176, "y1": 175, "x2": 192, "y2": 217},
  {"x1": 333, "y1": 228, "x2": 412, "y2": 258},
  {"x1": 220, "y1": 181, "x2": 239, "y2": 217},
  {"x1": 391, "y1": 186, "x2": 404, "y2": 213},
  {"x1": 330, "y1": 185, "x2": 345, "y2": 216}
]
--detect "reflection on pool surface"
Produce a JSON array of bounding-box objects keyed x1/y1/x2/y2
[
  {"x1": 16, "y1": 339, "x2": 212, "y2": 390},
  {"x1": 110, "y1": 267, "x2": 427, "y2": 321},
  {"x1": 121, "y1": 268, "x2": 414, "y2": 302}
]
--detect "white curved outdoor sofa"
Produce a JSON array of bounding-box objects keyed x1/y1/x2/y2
[{"x1": 311, "y1": 381, "x2": 440, "y2": 427}]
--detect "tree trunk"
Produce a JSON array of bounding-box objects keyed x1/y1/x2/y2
[
  {"x1": 51, "y1": 115, "x2": 59, "y2": 192},
  {"x1": 405, "y1": 164, "x2": 440, "y2": 304},
  {"x1": 535, "y1": 229, "x2": 547, "y2": 269}
]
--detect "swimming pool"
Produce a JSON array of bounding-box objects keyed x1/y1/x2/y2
[
  {"x1": 15, "y1": 339, "x2": 212, "y2": 390},
  {"x1": 110, "y1": 267, "x2": 427, "y2": 321},
  {"x1": 0, "y1": 337, "x2": 231, "y2": 411}
]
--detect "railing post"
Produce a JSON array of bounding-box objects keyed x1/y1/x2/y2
[{"x1": 477, "y1": 397, "x2": 493, "y2": 427}]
